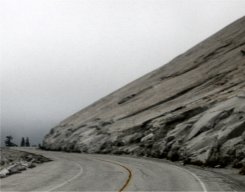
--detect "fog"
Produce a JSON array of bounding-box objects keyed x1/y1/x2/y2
[{"x1": 1, "y1": 0, "x2": 245, "y2": 146}]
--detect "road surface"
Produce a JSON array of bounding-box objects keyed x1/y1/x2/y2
[{"x1": 0, "y1": 148, "x2": 242, "y2": 191}]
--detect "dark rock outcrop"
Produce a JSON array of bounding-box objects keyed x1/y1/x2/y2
[{"x1": 43, "y1": 16, "x2": 245, "y2": 168}]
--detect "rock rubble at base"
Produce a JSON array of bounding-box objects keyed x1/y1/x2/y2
[
  {"x1": 0, "y1": 149, "x2": 51, "y2": 178},
  {"x1": 0, "y1": 162, "x2": 33, "y2": 178}
]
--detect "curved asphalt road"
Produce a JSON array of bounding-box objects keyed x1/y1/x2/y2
[{"x1": 0, "y1": 148, "x2": 241, "y2": 191}]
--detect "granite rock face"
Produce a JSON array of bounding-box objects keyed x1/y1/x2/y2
[{"x1": 43, "y1": 17, "x2": 245, "y2": 168}]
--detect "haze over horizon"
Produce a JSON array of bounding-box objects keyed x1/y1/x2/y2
[{"x1": 1, "y1": 0, "x2": 245, "y2": 146}]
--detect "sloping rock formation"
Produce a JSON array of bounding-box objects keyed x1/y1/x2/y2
[{"x1": 43, "y1": 17, "x2": 245, "y2": 168}]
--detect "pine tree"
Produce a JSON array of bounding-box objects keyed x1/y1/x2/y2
[
  {"x1": 25, "y1": 137, "x2": 30, "y2": 147},
  {"x1": 5, "y1": 136, "x2": 17, "y2": 147},
  {"x1": 5, "y1": 136, "x2": 13, "y2": 146},
  {"x1": 20, "y1": 137, "x2": 25, "y2": 147}
]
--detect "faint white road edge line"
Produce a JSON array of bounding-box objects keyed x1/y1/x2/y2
[
  {"x1": 45, "y1": 162, "x2": 83, "y2": 192},
  {"x1": 173, "y1": 165, "x2": 208, "y2": 192},
  {"x1": 179, "y1": 166, "x2": 238, "y2": 192}
]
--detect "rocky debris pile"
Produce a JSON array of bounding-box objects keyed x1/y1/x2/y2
[
  {"x1": 43, "y1": 16, "x2": 245, "y2": 175},
  {"x1": 0, "y1": 148, "x2": 51, "y2": 178}
]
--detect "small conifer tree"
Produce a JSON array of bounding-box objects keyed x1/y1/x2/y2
[
  {"x1": 25, "y1": 137, "x2": 30, "y2": 147},
  {"x1": 21, "y1": 137, "x2": 25, "y2": 147}
]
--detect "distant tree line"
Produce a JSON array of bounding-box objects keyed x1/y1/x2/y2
[{"x1": 4, "y1": 136, "x2": 31, "y2": 147}]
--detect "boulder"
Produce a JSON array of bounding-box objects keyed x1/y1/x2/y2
[{"x1": 0, "y1": 168, "x2": 9, "y2": 178}]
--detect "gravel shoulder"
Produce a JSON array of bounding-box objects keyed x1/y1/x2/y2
[{"x1": 206, "y1": 167, "x2": 245, "y2": 189}]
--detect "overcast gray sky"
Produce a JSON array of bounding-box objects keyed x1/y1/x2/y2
[{"x1": 1, "y1": 0, "x2": 245, "y2": 146}]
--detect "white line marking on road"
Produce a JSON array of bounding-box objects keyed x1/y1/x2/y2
[
  {"x1": 175, "y1": 166, "x2": 208, "y2": 192},
  {"x1": 46, "y1": 162, "x2": 83, "y2": 192}
]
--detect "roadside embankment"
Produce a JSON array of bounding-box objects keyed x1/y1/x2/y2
[{"x1": 0, "y1": 147, "x2": 51, "y2": 178}]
